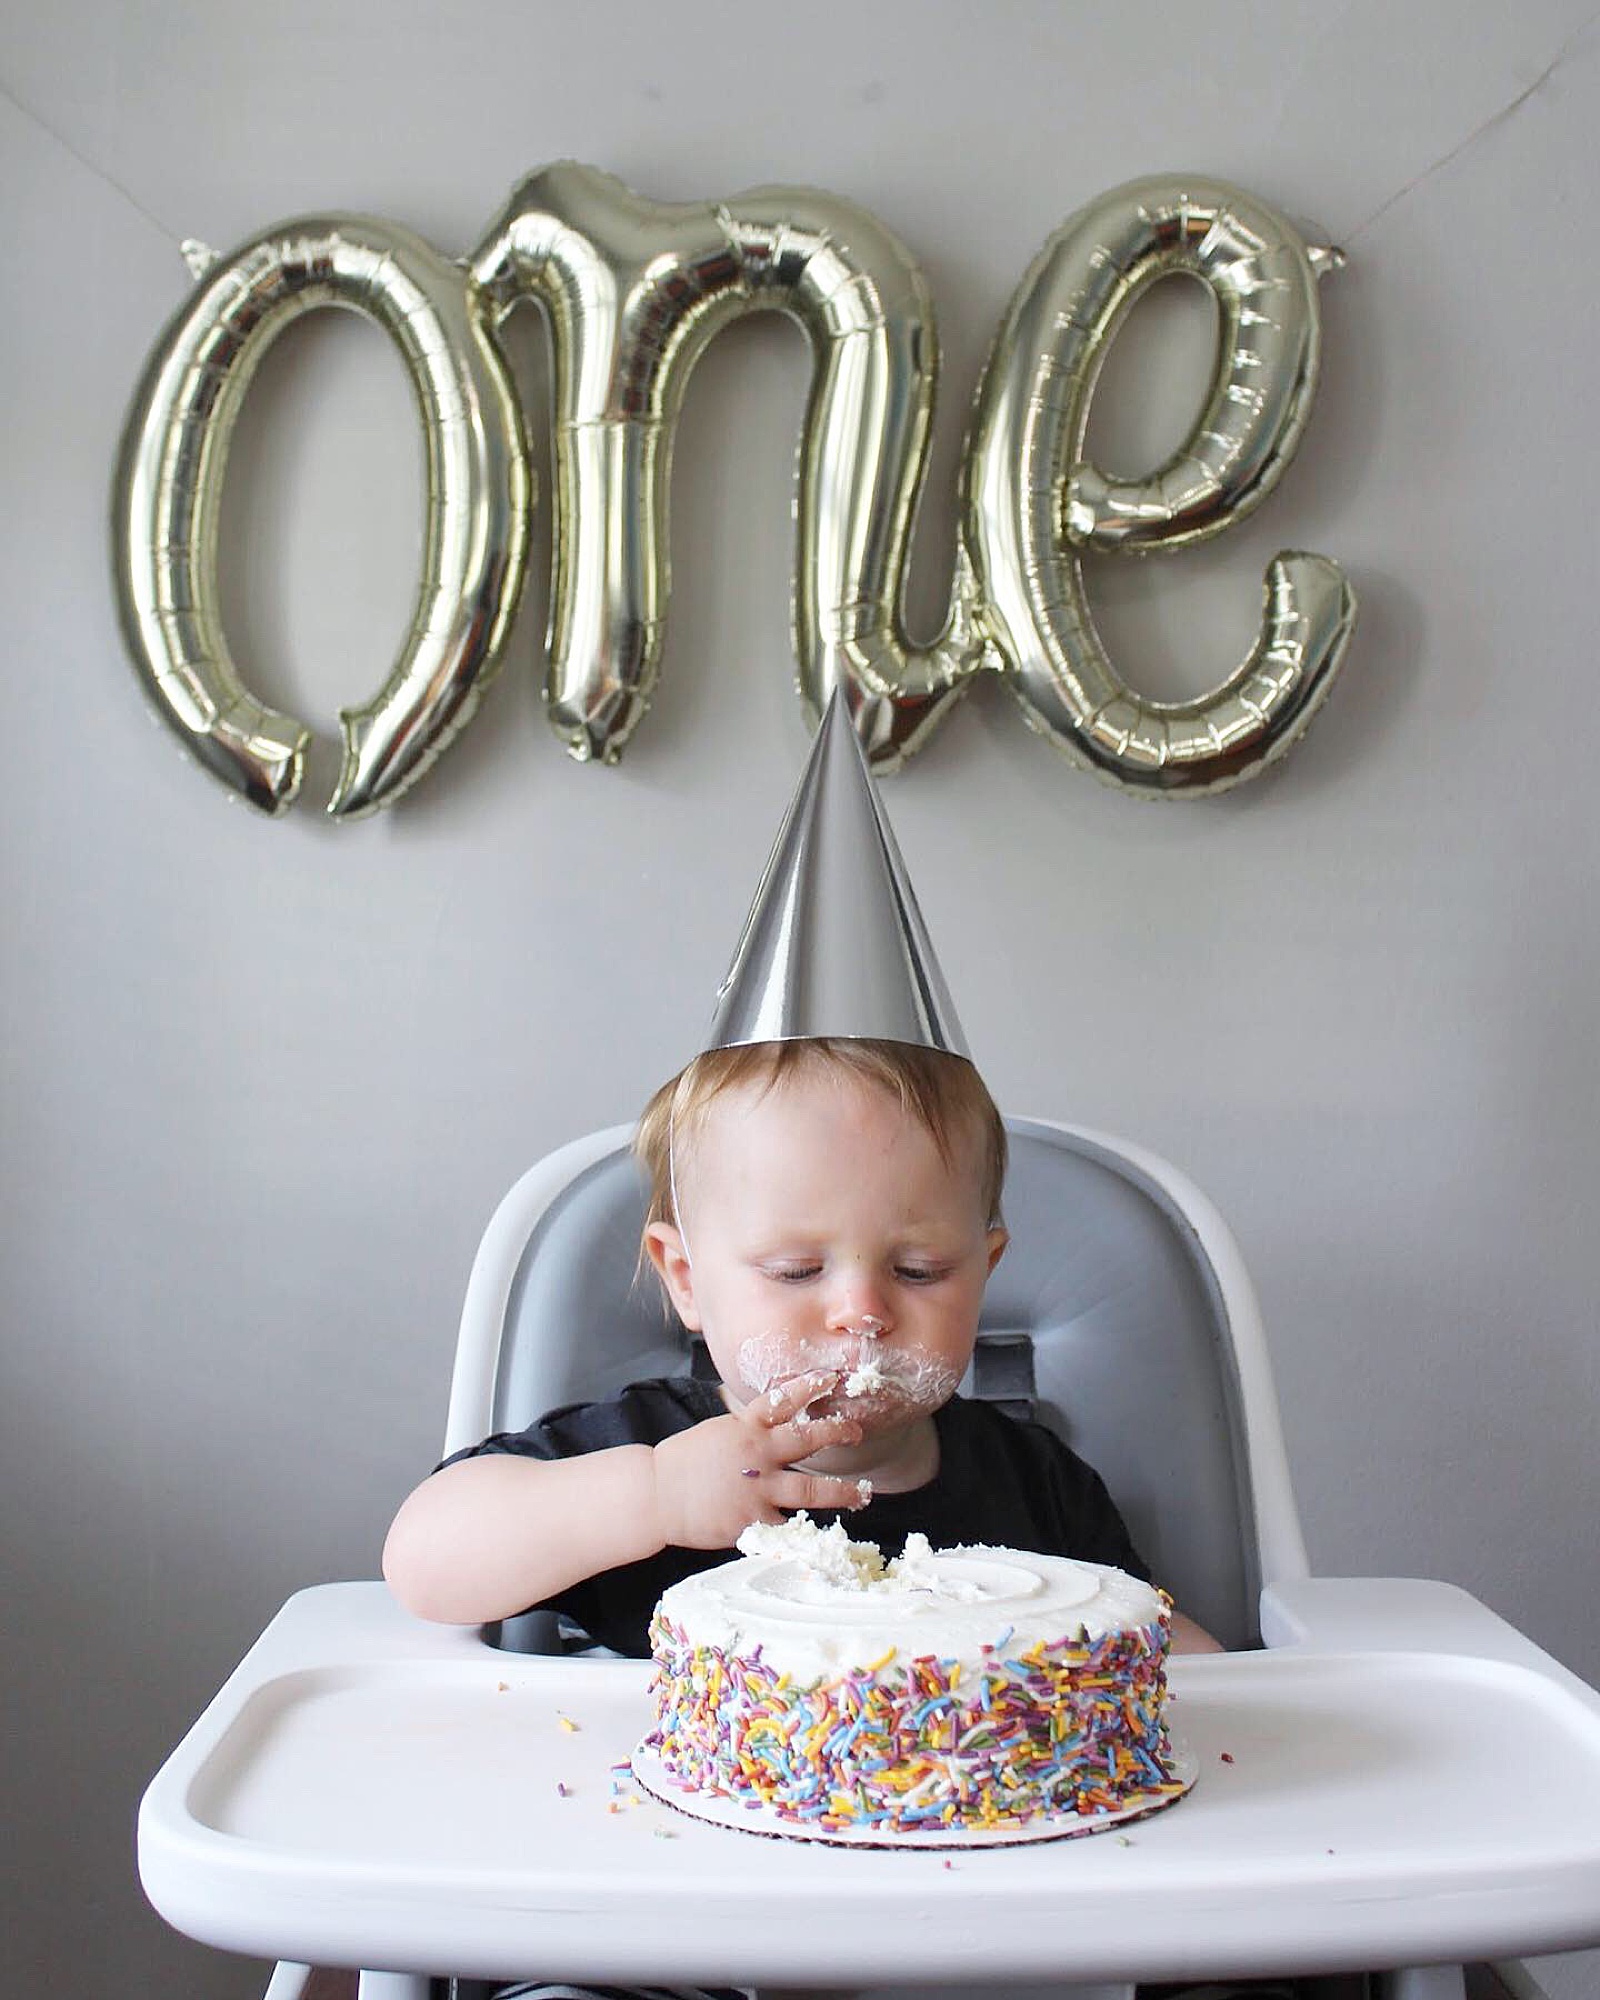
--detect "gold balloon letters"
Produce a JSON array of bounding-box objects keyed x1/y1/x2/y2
[{"x1": 112, "y1": 166, "x2": 1356, "y2": 816}]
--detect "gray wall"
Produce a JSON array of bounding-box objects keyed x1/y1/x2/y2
[{"x1": 3, "y1": 2, "x2": 1596, "y2": 1993}]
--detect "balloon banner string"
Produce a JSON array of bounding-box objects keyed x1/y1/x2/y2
[
  {"x1": 1340, "y1": 7, "x2": 1600, "y2": 245},
  {"x1": 0, "y1": 72, "x2": 188, "y2": 251},
  {"x1": 6, "y1": 14, "x2": 1594, "y2": 272}
]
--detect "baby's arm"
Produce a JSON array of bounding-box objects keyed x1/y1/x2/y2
[
  {"x1": 383, "y1": 1446, "x2": 658, "y2": 1624},
  {"x1": 1169, "y1": 1609, "x2": 1225, "y2": 1653},
  {"x1": 382, "y1": 1370, "x2": 867, "y2": 1625}
]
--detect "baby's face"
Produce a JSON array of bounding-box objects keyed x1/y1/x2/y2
[{"x1": 648, "y1": 1069, "x2": 1006, "y2": 1435}]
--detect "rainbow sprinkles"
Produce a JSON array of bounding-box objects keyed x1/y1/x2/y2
[{"x1": 637, "y1": 1516, "x2": 1189, "y2": 1841}]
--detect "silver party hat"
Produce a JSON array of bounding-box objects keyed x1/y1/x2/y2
[{"x1": 705, "y1": 688, "x2": 971, "y2": 1058}]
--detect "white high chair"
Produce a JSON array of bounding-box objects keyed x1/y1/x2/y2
[{"x1": 234, "y1": 1118, "x2": 1584, "y2": 2000}]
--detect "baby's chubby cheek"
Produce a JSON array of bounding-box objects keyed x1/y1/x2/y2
[
  {"x1": 734, "y1": 1332, "x2": 829, "y2": 1429},
  {"x1": 734, "y1": 1331, "x2": 808, "y2": 1396}
]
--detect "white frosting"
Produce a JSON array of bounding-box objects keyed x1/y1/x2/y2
[
  {"x1": 657, "y1": 1513, "x2": 1165, "y2": 1683},
  {"x1": 843, "y1": 1355, "x2": 886, "y2": 1397},
  {"x1": 735, "y1": 1335, "x2": 962, "y2": 1416}
]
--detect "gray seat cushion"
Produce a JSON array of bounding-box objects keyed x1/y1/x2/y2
[{"x1": 492, "y1": 1119, "x2": 1258, "y2": 1647}]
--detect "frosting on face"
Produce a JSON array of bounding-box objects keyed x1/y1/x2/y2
[{"x1": 735, "y1": 1332, "x2": 962, "y2": 1418}]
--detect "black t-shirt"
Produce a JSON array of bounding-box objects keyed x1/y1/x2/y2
[{"x1": 444, "y1": 1381, "x2": 1151, "y2": 1658}]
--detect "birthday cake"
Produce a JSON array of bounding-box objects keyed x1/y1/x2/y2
[{"x1": 640, "y1": 1514, "x2": 1186, "y2": 1841}]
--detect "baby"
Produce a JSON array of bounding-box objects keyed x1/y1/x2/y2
[{"x1": 383, "y1": 1034, "x2": 1220, "y2": 1655}]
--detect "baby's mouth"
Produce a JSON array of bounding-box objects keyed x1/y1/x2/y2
[
  {"x1": 841, "y1": 1350, "x2": 890, "y2": 1399},
  {"x1": 735, "y1": 1333, "x2": 962, "y2": 1424},
  {"x1": 804, "y1": 1354, "x2": 960, "y2": 1425}
]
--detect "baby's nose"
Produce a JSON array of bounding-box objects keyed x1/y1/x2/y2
[{"x1": 826, "y1": 1275, "x2": 893, "y2": 1338}]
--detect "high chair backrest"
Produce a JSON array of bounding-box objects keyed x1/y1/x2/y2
[{"x1": 444, "y1": 1117, "x2": 1308, "y2": 1650}]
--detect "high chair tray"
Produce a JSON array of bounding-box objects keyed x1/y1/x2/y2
[{"x1": 138, "y1": 1581, "x2": 1600, "y2": 1988}]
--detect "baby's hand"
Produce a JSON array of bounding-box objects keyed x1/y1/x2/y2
[{"x1": 650, "y1": 1370, "x2": 869, "y2": 1551}]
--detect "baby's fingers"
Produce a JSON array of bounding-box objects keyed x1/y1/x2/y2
[
  {"x1": 765, "y1": 1468, "x2": 874, "y2": 1514},
  {"x1": 776, "y1": 1410, "x2": 862, "y2": 1458},
  {"x1": 756, "y1": 1370, "x2": 840, "y2": 1428}
]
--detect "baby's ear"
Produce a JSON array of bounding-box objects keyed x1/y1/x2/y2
[
  {"x1": 644, "y1": 1221, "x2": 701, "y2": 1329},
  {"x1": 985, "y1": 1225, "x2": 1010, "y2": 1276}
]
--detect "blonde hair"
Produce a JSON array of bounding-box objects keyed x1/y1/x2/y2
[{"x1": 634, "y1": 1039, "x2": 1007, "y2": 1255}]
